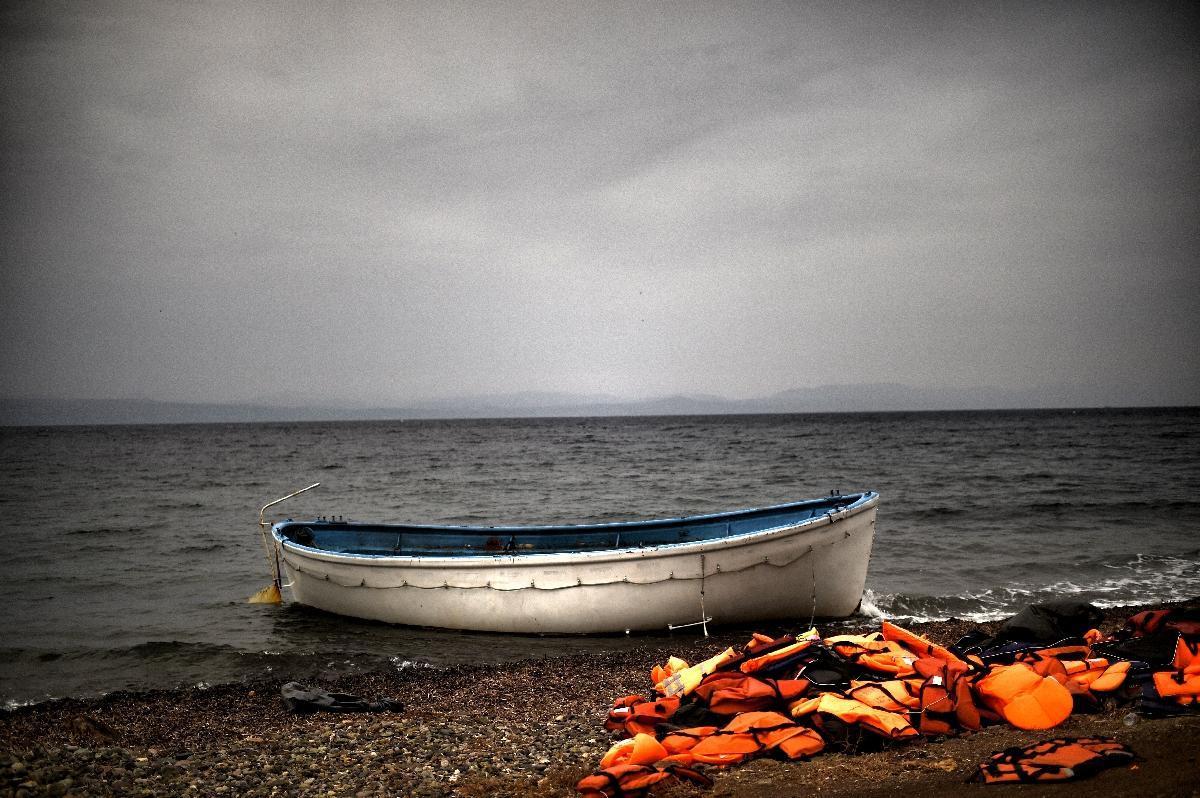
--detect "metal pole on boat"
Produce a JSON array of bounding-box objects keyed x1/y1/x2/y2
[
  {"x1": 249, "y1": 482, "x2": 321, "y2": 604},
  {"x1": 667, "y1": 554, "x2": 712, "y2": 636}
]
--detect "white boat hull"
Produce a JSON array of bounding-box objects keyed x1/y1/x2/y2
[{"x1": 275, "y1": 497, "x2": 877, "y2": 633}]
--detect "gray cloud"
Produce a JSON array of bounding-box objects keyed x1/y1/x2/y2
[{"x1": 2, "y1": 1, "x2": 1197, "y2": 408}]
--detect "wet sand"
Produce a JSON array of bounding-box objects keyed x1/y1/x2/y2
[{"x1": 2, "y1": 606, "x2": 1197, "y2": 797}]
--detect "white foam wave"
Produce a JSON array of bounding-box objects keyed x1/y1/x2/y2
[
  {"x1": 857, "y1": 589, "x2": 885, "y2": 620},
  {"x1": 867, "y1": 553, "x2": 1200, "y2": 623}
]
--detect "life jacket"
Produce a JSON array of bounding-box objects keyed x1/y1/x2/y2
[
  {"x1": 1121, "y1": 609, "x2": 1172, "y2": 638},
  {"x1": 845, "y1": 679, "x2": 922, "y2": 713},
  {"x1": 1149, "y1": 670, "x2": 1200, "y2": 705},
  {"x1": 657, "y1": 647, "x2": 739, "y2": 698},
  {"x1": 738, "y1": 638, "x2": 818, "y2": 676},
  {"x1": 913, "y1": 657, "x2": 980, "y2": 736},
  {"x1": 973, "y1": 663, "x2": 1073, "y2": 730},
  {"x1": 788, "y1": 692, "x2": 919, "y2": 741},
  {"x1": 881, "y1": 620, "x2": 966, "y2": 665},
  {"x1": 575, "y1": 761, "x2": 713, "y2": 797},
  {"x1": 647, "y1": 633, "x2": 797, "y2": 694},
  {"x1": 605, "y1": 695, "x2": 681, "y2": 737},
  {"x1": 657, "y1": 726, "x2": 720, "y2": 758},
  {"x1": 599, "y1": 733, "x2": 669, "y2": 768},
  {"x1": 826, "y1": 636, "x2": 920, "y2": 678},
  {"x1": 739, "y1": 632, "x2": 798, "y2": 659},
  {"x1": 1016, "y1": 645, "x2": 1092, "y2": 679},
  {"x1": 1174, "y1": 634, "x2": 1199, "y2": 670},
  {"x1": 1015, "y1": 648, "x2": 1131, "y2": 702},
  {"x1": 1150, "y1": 636, "x2": 1200, "y2": 706},
  {"x1": 680, "y1": 711, "x2": 824, "y2": 767},
  {"x1": 1065, "y1": 659, "x2": 1131, "y2": 697},
  {"x1": 691, "y1": 671, "x2": 811, "y2": 715},
  {"x1": 649, "y1": 656, "x2": 689, "y2": 686},
  {"x1": 969, "y1": 736, "x2": 1135, "y2": 784}
]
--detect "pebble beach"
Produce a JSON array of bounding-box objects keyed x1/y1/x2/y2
[{"x1": 2, "y1": 607, "x2": 1198, "y2": 798}]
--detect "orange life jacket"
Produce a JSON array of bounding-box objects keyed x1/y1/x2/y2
[
  {"x1": 1016, "y1": 645, "x2": 1092, "y2": 679},
  {"x1": 827, "y1": 636, "x2": 920, "y2": 678},
  {"x1": 1151, "y1": 637, "x2": 1200, "y2": 705},
  {"x1": 575, "y1": 761, "x2": 713, "y2": 797},
  {"x1": 658, "y1": 726, "x2": 720, "y2": 757},
  {"x1": 599, "y1": 733, "x2": 669, "y2": 768},
  {"x1": 681, "y1": 710, "x2": 824, "y2": 767},
  {"x1": 1121, "y1": 609, "x2": 1171, "y2": 638},
  {"x1": 692, "y1": 671, "x2": 811, "y2": 715},
  {"x1": 656, "y1": 648, "x2": 739, "y2": 697},
  {"x1": 788, "y1": 692, "x2": 919, "y2": 740},
  {"x1": 913, "y1": 657, "x2": 980, "y2": 736},
  {"x1": 1066, "y1": 659, "x2": 1131, "y2": 697},
  {"x1": 1174, "y1": 634, "x2": 1199, "y2": 671},
  {"x1": 845, "y1": 679, "x2": 922, "y2": 713},
  {"x1": 1017, "y1": 649, "x2": 1131, "y2": 701},
  {"x1": 648, "y1": 633, "x2": 795, "y2": 689},
  {"x1": 969, "y1": 736, "x2": 1135, "y2": 784},
  {"x1": 649, "y1": 656, "x2": 689, "y2": 686},
  {"x1": 973, "y1": 663, "x2": 1073, "y2": 730},
  {"x1": 738, "y1": 637, "x2": 818, "y2": 675},
  {"x1": 604, "y1": 695, "x2": 681, "y2": 737},
  {"x1": 1151, "y1": 671, "x2": 1200, "y2": 705},
  {"x1": 881, "y1": 620, "x2": 965, "y2": 665}
]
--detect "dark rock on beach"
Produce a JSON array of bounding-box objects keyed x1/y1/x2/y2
[{"x1": 2, "y1": 604, "x2": 1198, "y2": 797}]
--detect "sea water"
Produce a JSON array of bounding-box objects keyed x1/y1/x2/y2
[{"x1": 1, "y1": 408, "x2": 1197, "y2": 705}]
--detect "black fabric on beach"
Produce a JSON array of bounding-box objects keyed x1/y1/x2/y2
[
  {"x1": 954, "y1": 601, "x2": 1104, "y2": 657},
  {"x1": 280, "y1": 682, "x2": 404, "y2": 714},
  {"x1": 993, "y1": 601, "x2": 1105, "y2": 644}
]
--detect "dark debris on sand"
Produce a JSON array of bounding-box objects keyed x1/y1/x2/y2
[{"x1": 2, "y1": 605, "x2": 1198, "y2": 797}]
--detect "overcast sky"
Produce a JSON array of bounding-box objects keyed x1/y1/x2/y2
[{"x1": 2, "y1": 1, "x2": 1197, "y2": 408}]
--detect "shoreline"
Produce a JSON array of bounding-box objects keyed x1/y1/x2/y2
[{"x1": 3, "y1": 604, "x2": 1198, "y2": 797}]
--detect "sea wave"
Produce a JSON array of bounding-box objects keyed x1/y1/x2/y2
[{"x1": 864, "y1": 553, "x2": 1200, "y2": 623}]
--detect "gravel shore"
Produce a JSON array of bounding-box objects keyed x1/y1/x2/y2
[{"x1": 2, "y1": 607, "x2": 1198, "y2": 797}]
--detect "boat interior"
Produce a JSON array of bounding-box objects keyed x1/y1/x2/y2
[{"x1": 275, "y1": 492, "x2": 871, "y2": 557}]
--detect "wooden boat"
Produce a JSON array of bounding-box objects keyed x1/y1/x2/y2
[{"x1": 259, "y1": 488, "x2": 878, "y2": 634}]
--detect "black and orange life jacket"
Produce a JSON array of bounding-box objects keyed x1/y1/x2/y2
[
  {"x1": 605, "y1": 694, "x2": 681, "y2": 737},
  {"x1": 845, "y1": 678, "x2": 922, "y2": 713},
  {"x1": 1121, "y1": 609, "x2": 1172, "y2": 638},
  {"x1": 969, "y1": 736, "x2": 1135, "y2": 784},
  {"x1": 692, "y1": 671, "x2": 811, "y2": 715},
  {"x1": 737, "y1": 634, "x2": 822, "y2": 678},
  {"x1": 599, "y1": 733, "x2": 669, "y2": 768},
  {"x1": 913, "y1": 656, "x2": 981, "y2": 736},
  {"x1": 657, "y1": 726, "x2": 720, "y2": 758},
  {"x1": 881, "y1": 621, "x2": 966, "y2": 665},
  {"x1": 1150, "y1": 634, "x2": 1200, "y2": 706},
  {"x1": 678, "y1": 710, "x2": 825, "y2": 767},
  {"x1": 1015, "y1": 647, "x2": 1132, "y2": 704},
  {"x1": 576, "y1": 761, "x2": 713, "y2": 797},
  {"x1": 1016, "y1": 645, "x2": 1091, "y2": 678},
  {"x1": 826, "y1": 634, "x2": 920, "y2": 678},
  {"x1": 789, "y1": 692, "x2": 919, "y2": 741}
]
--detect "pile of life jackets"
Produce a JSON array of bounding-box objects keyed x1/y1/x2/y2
[{"x1": 576, "y1": 602, "x2": 1199, "y2": 796}]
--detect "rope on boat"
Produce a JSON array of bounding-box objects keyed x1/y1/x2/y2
[{"x1": 281, "y1": 521, "x2": 869, "y2": 592}]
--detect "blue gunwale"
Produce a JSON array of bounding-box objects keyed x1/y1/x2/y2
[{"x1": 273, "y1": 491, "x2": 876, "y2": 559}]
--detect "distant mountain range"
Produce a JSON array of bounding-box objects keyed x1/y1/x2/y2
[{"x1": 0, "y1": 383, "x2": 1187, "y2": 426}]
